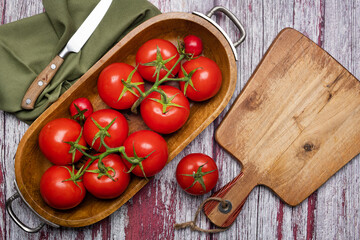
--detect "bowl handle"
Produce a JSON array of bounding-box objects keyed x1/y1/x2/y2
[
  {"x1": 6, "y1": 181, "x2": 60, "y2": 233},
  {"x1": 6, "y1": 193, "x2": 45, "y2": 233},
  {"x1": 193, "y1": 6, "x2": 246, "y2": 61}
]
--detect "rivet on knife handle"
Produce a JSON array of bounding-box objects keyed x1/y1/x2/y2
[
  {"x1": 21, "y1": 56, "x2": 64, "y2": 110},
  {"x1": 20, "y1": 0, "x2": 113, "y2": 110}
]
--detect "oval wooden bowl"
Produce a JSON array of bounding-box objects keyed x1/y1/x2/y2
[{"x1": 15, "y1": 12, "x2": 237, "y2": 227}]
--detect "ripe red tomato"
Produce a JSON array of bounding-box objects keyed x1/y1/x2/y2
[
  {"x1": 97, "y1": 63, "x2": 145, "y2": 110},
  {"x1": 83, "y1": 109, "x2": 128, "y2": 152},
  {"x1": 179, "y1": 56, "x2": 222, "y2": 101},
  {"x1": 39, "y1": 118, "x2": 86, "y2": 165},
  {"x1": 83, "y1": 154, "x2": 130, "y2": 199},
  {"x1": 183, "y1": 35, "x2": 203, "y2": 57},
  {"x1": 69, "y1": 97, "x2": 93, "y2": 121},
  {"x1": 176, "y1": 153, "x2": 219, "y2": 195},
  {"x1": 140, "y1": 85, "x2": 190, "y2": 134},
  {"x1": 40, "y1": 166, "x2": 86, "y2": 210},
  {"x1": 121, "y1": 130, "x2": 168, "y2": 177},
  {"x1": 136, "y1": 39, "x2": 180, "y2": 82}
]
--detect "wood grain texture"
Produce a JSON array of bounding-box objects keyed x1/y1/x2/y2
[
  {"x1": 21, "y1": 55, "x2": 64, "y2": 109},
  {"x1": 0, "y1": 0, "x2": 359, "y2": 239},
  {"x1": 204, "y1": 28, "x2": 360, "y2": 228}
]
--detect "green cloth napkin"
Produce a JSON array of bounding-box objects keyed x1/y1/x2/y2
[{"x1": 0, "y1": 0, "x2": 160, "y2": 124}]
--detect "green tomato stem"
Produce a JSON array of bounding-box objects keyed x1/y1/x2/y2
[
  {"x1": 74, "y1": 146, "x2": 95, "y2": 160},
  {"x1": 157, "y1": 54, "x2": 185, "y2": 85},
  {"x1": 75, "y1": 145, "x2": 127, "y2": 179},
  {"x1": 165, "y1": 77, "x2": 188, "y2": 82},
  {"x1": 130, "y1": 54, "x2": 185, "y2": 113}
]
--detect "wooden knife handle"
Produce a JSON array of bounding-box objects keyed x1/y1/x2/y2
[
  {"x1": 21, "y1": 55, "x2": 64, "y2": 110},
  {"x1": 203, "y1": 169, "x2": 258, "y2": 228}
]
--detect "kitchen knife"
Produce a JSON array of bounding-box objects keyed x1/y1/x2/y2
[{"x1": 21, "y1": 0, "x2": 113, "y2": 110}]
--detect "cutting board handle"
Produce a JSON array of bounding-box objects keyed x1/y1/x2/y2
[{"x1": 203, "y1": 168, "x2": 258, "y2": 228}]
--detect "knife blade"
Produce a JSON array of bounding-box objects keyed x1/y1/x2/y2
[{"x1": 21, "y1": 0, "x2": 113, "y2": 110}]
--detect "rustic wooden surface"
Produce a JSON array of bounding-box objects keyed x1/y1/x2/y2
[
  {"x1": 204, "y1": 28, "x2": 360, "y2": 228},
  {"x1": 0, "y1": 0, "x2": 359, "y2": 239}
]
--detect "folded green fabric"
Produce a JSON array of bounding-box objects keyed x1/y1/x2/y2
[{"x1": 0, "y1": 0, "x2": 160, "y2": 124}]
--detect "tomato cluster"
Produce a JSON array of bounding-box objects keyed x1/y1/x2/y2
[
  {"x1": 39, "y1": 100, "x2": 168, "y2": 209},
  {"x1": 97, "y1": 37, "x2": 222, "y2": 134},
  {"x1": 38, "y1": 35, "x2": 221, "y2": 210}
]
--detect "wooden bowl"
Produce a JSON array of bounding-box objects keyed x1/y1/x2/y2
[{"x1": 14, "y1": 12, "x2": 237, "y2": 227}]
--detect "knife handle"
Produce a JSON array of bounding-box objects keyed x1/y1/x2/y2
[{"x1": 21, "y1": 55, "x2": 64, "y2": 110}]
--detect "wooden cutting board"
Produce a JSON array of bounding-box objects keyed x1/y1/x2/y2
[{"x1": 203, "y1": 28, "x2": 360, "y2": 228}]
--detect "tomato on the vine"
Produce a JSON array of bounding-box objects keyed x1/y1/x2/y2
[
  {"x1": 83, "y1": 154, "x2": 130, "y2": 199},
  {"x1": 176, "y1": 153, "x2": 219, "y2": 195},
  {"x1": 121, "y1": 130, "x2": 168, "y2": 177},
  {"x1": 136, "y1": 39, "x2": 180, "y2": 82},
  {"x1": 83, "y1": 109, "x2": 128, "y2": 152},
  {"x1": 140, "y1": 85, "x2": 190, "y2": 134},
  {"x1": 39, "y1": 118, "x2": 86, "y2": 165},
  {"x1": 183, "y1": 35, "x2": 203, "y2": 57},
  {"x1": 69, "y1": 97, "x2": 93, "y2": 121},
  {"x1": 179, "y1": 56, "x2": 222, "y2": 101},
  {"x1": 97, "y1": 63, "x2": 145, "y2": 110},
  {"x1": 40, "y1": 166, "x2": 86, "y2": 210}
]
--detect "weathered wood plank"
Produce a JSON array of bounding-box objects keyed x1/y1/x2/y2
[
  {"x1": 349, "y1": 2, "x2": 360, "y2": 238},
  {"x1": 0, "y1": 0, "x2": 5, "y2": 24},
  {"x1": 315, "y1": 1, "x2": 360, "y2": 240},
  {"x1": 2, "y1": 0, "x2": 42, "y2": 22},
  {"x1": 2, "y1": 113, "x2": 30, "y2": 240},
  {"x1": 0, "y1": 111, "x2": 6, "y2": 240}
]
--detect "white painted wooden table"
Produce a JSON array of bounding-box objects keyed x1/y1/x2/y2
[{"x1": 1, "y1": 0, "x2": 359, "y2": 239}]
